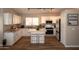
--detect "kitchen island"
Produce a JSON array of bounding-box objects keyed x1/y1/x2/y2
[{"x1": 29, "y1": 29, "x2": 46, "y2": 44}]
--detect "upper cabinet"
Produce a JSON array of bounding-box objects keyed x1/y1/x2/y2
[
  {"x1": 4, "y1": 13, "x2": 13, "y2": 25},
  {"x1": 41, "y1": 16, "x2": 49, "y2": 24},
  {"x1": 17, "y1": 15, "x2": 21, "y2": 24},
  {"x1": 13, "y1": 14, "x2": 21, "y2": 24},
  {"x1": 4, "y1": 13, "x2": 21, "y2": 25},
  {"x1": 41, "y1": 16, "x2": 60, "y2": 24}
]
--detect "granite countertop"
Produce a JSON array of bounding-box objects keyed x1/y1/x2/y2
[
  {"x1": 28, "y1": 28, "x2": 46, "y2": 32},
  {"x1": 5, "y1": 28, "x2": 19, "y2": 32},
  {"x1": 28, "y1": 28, "x2": 46, "y2": 34},
  {"x1": 5, "y1": 28, "x2": 46, "y2": 33}
]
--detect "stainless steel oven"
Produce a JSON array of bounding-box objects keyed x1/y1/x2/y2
[
  {"x1": 46, "y1": 28, "x2": 53, "y2": 34},
  {"x1": 45, "y1": 20, "x2": 54, "y2": 35}
]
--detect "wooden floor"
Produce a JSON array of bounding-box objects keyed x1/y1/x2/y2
[{"x1": 0, "y1": 36, "x2": 79, "y2": 50}]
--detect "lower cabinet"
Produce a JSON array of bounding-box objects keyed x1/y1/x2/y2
[
  {"x1": 31, "y1": 35, "x2": 37, "y2": 43},
  {"x1": 21, "y1": 29, "x2": 27, "y2": 36},
  {"x1": 31, "y1": 34, "x2": 45, "y2": 44},
  {"x1": 14, "y1": 30, "x2": 21, "y2": 42},
  {"x1": 39, "y1": 35, "x2": 44, "y2": 43},
  {"x1": 4, "y1": 32, "x2": 15, "y2": 46},
  {"x1": 4, "y1": 30, "x2": 22, "y2": 46},
  {"x1": 4, "y1": 28, "x2": 31, "y2": 46},
  {"x1": 21, "y1": 28, "x2": 31, "y2": 36},
  {"x1": 4, "y1": 28, "x2": 45, "y2": 46}
]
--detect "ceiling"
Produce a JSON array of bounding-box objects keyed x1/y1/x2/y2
[{"x1": 12, "y1": 8, "x2": 66, "y2": 16}]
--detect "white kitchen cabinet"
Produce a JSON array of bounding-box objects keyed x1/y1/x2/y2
[
  {"x1": 4, "y1": 13, "x2": 21, "y2": 25},
  {"x1": 21, "y1": 28, "x2": 31, "y2": 36},
  {"x1": 31, "y1": 35, "x2": 37, "y2": 43},
  {"x1": 26, "y1": 29, "x2": 31, "y2": 36},
  {"x1": 31, "y1": 32, "x2": 45, "y2": 44},
  {"x1": 31, "y1": 34, "x2": 37, "y2": 43},
  {"x1": 13, "y1": 15, "x2": 21, "y2": 24},
  {"x1": 16, "y1": 15, "x2": 21, "y2": 24},
  {"x1": 21, "y1": 28, "x2": 27, "y2": 36},
  {"x1": 14, "y1": 31, "x2": 20, "y2": 42},
  {"x1": 41, "y1": 16, "x2": 49, "y2": 23},
  {"x1": 18, "y1": 16, "x2": 21, "y2": 24},
  {"x1": 39, "y1": 35, "x2": 45, "y2": 43},
  {"x1": 13, "y1": 15, "x2": 17, "y2": 24},
  {"x1": 4, "y1": 32, "x2": 14, "y2": 46},
  {"x1": 4, "y1": 29, "x2": 22, "y2": 46},
  {"x1": 4, "y1": 13, "x2": 13, "y2": 25},
  {"x1": 41, "y1": 16, "x2": 56, "y2": 24}
]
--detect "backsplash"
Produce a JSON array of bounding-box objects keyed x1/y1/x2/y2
[
  {"x1": 4, "y1": 25, "x2": 11, "y2": 32},
  {"x1": 4, "y1": 24, "x2": 21, "y2": 32}
]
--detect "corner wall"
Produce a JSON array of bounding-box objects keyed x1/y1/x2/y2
[
  {"x1": 0, "y1": 9, "x2": 3, "y2": 46},
  {"x1": 61, "y1": 9, "x2": 79, "y2": 47}
]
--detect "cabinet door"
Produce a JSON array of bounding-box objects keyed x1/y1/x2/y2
[
  {"x1": 18, "y1": 30, "x2": 21, "y2": 39},
  {"x1": 31, "y1": 36, "x2": 37, "y2": 43},
  {"x1": 13, "y1": 15, "x2": 17, "y2": 24},
  {"x1": 17, "y1": 16, "x2": 21, "y2": 24},
  {"x1": 31, "y1": 34, "x2": 37, "y2": 43},
  {"x1": 13, "y1": 30, "x2": 21, "y2": 43},
  {"x1": 13, "y1": 15, "x2": 21, "y2": 24},
  {"x1": 26, "y1": 31, "x2": 31, "y2": 36},
  {"x1": 22, "y1": 29, "x2": 26, "y2": 36},
  {"x1": 4, "y1": 32, "x2": 14, "y2": 46},
  {"x1": 14, "y1": 32, "x2": 18, "y2": 42},
  {"x1": 4, "y1": 13, "x2": 12, "y2": 25},
  {"x1": 39, "y1": 35, "x2": 44, "y2": 43},
  {"x1": 16, "y1": 15, "x2": 19, "y2": 24},
  {"x1": 20, "y1": 29, "x2": 23, "y2": 36}
]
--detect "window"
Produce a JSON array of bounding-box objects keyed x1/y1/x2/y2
[
  {"x1": 25, "y1": 17, "x2": 39, "y2": 26},
  {"x1": 25, "y1": 18, "x2": 32, "y2": 26}
]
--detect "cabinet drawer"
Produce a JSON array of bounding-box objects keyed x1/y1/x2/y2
[
  {"x1": 31, "y1": 36, "x2": 37, "y2": 40},
  {"x1": 39, "y1": 36, "x2": 44, "y2": 40},
  {"x1": 31, "y1": 40, "x2": 37, "y2": 43},
  {"x1": 31, "y1": 34, "x2": 37, "y2": 36},
  {"x1": 39, "y1": 40, "x2": 44, "y2": 43}
]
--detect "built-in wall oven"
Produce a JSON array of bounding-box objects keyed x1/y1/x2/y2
[
  {"x1": 45, "y1": 20, "x2": 54, "y2": 35},
  {"x1": 46, "y1": 28, "x2": 53, "y2": 34}
]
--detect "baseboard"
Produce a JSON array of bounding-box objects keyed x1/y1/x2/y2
[{"x1": 64, "y1": 44, "x2": 79, "y2": 47}]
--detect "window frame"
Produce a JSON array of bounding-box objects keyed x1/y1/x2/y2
[{"x1": 25, "y1": 17, "x2": 39, "y2": 26}]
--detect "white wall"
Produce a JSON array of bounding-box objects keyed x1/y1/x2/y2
[
  {"x1": 61, "y1": 9, "x2": 79, "y2": 47},
  {"x1": 0, "y1": 9, "x2": 3, "y2": 46}
]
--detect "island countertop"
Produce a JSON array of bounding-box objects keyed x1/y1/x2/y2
[{"x1": 28, "y1": 28, "x2": 46, "y2": 33}]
